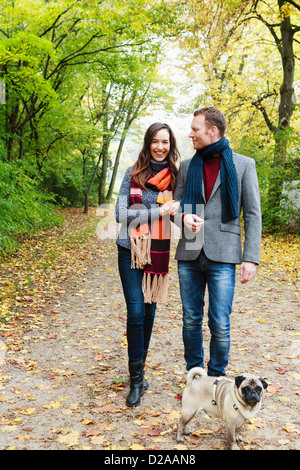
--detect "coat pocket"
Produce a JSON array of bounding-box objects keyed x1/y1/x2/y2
[{"x1": 220, "y1": 222, "x2": 241, "y2": 235}]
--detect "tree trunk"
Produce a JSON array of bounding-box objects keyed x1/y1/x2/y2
[
  {"x1": 266, "y1": 1, "x2": 295, "y2": 212},
  {"x1": 105, "y1": 88, "x2": 148, "y2": 202},
  {"x1": 278, "y1": 1, "x2": 295, "y2": 129},
  {"x1": 83, "y1": 191, "x2": 89, "y2": 215},
  {"x1": 105, "y1": 129, "x2": 127, "y2": 203},
  {"x1": 98, "y1": 106, "x2": 110, "y2": 205},
  {"x1": 82, "y1": 149, "x2": 89, "y2": 215}
]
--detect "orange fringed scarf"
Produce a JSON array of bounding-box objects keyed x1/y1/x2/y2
[{"x1": 130, "y1": 168, "x2": 172, "y2": 304}]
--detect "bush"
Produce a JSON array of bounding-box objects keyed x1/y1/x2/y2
[
  {"x1": 40, "y1": 156, "x2": 98, "y2": 207},
  {"x1": 235, "y1": 136, "x2": 300, "y2": 234},
  {"x1": 0, "y1": 160, "x2": 63, "y2": 254}
]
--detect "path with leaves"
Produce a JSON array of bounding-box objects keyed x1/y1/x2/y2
[{"x1": 0, "y1": 209, "x2": 299, "y2": 450}]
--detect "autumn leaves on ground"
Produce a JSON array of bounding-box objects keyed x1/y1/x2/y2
[{"x1": 0, "y1": 208, "x2": 299, "y2": 450}]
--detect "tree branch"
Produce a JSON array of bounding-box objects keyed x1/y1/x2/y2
[
  {"x1": 286, "y1": 0, "x2": 300, "y2": 11},
  {"x1": 39, "y1": 7, "x2": 74, "y2": 38},
  {"x1": 248, "y1": 2, "x2": 282, "y2": 53},
  {"x1": 292, "y1": 25, "x2": 300, "y2": 34},
  {"x1": 252, "y1": 93, "x2": 278, "y2": 133}
]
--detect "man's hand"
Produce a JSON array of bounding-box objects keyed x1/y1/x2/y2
[
  {"x1": 240, "y1": 261, "x2": 256, "y2": 284},
  {"x1": 183, "y1": 213, "x2": 204, "y2": 233}
]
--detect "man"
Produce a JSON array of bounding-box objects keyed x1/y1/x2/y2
[{"x1": 172, "y1": 107, "x2": 261, "y2": 377}]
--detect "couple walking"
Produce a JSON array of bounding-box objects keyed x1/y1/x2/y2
[{"x1": 115, "y1": 107, "x2": 262, "y2": 407}]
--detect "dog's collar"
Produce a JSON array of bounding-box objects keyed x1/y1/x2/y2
[{"x1": 230, "y1": 384, "x2": 260, "y2": 420}]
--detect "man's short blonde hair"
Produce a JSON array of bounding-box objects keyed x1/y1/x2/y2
[{"x1": 194, "y1": 107, "x2": 226, "y2": 138}]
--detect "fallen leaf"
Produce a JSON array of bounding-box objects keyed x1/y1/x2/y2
[
  {"x1": 173, "y1": 444, "x2": 188, "y2": 450},
  {"x1": 56, "y1": 429, "x2": 80, "y2": 447},
  {"x1": 16, "y1": 434, "x2": 30, "y2": 441},
  {"x1": 278, "y1": 439, "x2": 290, "y2": 445},
  {"x1": 81, "y1": 419, "x2": 94, "y2": 425},
  {"x1": 19, "y1": 408, "x2": 36, "y2": 415},
  {"x1": 130, "y1": 444, "x2": 145, "y2": 450},
  {"x1": 143, "y1": 427, "x2": 162, "y2": 436},
  {"x1": 91, "y1": 435, "x2": 105, "y2": 445}
]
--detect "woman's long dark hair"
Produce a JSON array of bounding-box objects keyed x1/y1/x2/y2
[{"x1": 130, "y1": 123, "x2": 180, "y2": 193}]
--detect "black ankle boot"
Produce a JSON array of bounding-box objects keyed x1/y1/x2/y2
[
  {"x1": 126, "y1": 360, "x2": 144, "y2": 407},
  {"x1": 143, "y1": 352, "x2": 149, "y2": 390}
]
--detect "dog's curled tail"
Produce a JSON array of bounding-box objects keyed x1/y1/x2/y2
[{"x1": 186, "y1": 367, "x2": 207, "y2": 386}]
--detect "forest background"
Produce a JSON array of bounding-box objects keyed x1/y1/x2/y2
[{"x1": 0, "y1": 0, "x2": 299, "y2": 255}]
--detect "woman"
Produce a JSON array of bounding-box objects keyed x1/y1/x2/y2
[{"x1": 115, "y1": 122, "x2": 180, "y2": 407}]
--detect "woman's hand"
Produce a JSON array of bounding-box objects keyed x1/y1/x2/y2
[
  {"x1": 160, "y1": 200, "x2": 179, "y2": 216},
  {"x1": 168, "y1": 200, "x2": 180, "y2": 216}
]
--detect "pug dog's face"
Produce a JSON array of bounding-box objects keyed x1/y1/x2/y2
[{"x1": 235, "y1": 376, "x2": 268, "y2": 407}]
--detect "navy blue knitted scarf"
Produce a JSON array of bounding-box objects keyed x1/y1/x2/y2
[{"x1": 181, "y1": 137, "x2": 239, "y2": 223}]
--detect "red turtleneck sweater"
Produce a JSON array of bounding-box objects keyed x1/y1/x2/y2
[
  {"x1": 182, "y1": 155, "x2": 221, "y2": 222},
  {"x1": 203, "y1": 155, "x2": 221, "y2": 201}
]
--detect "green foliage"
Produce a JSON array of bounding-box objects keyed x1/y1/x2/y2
[
  {"x1": 0, "y1": 160, "x2": 63, "y2": 254},
  {"x1": 0, "y1": 0, "x2": 297, "y2": 255},
  {"x1": 0, "y1": 0, "x2": 179, "y2": 248},
  {"x1": 178, "y1": 0, "x2": 300, "y2": 234},
  {"x1": 235, "y1": 133, "x2": 300, "y2": 234},
  {"x1": 40, "y1": 152, "x2": 99, "y2": 208}
]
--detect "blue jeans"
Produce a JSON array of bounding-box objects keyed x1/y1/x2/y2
[
  {"x1": 178, "y1": 251, "x2": 236, "y2": 376},
  {"x1": 117, "y1": 245, "x2": 156, "y2": 363}
]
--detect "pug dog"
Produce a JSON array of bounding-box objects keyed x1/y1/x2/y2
[{"x1": 177, "y1": 367, "x2": 268, "y2": 450}]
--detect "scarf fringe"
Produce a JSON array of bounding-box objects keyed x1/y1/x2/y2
[
  {"x1": 142, "y1": 272, "x2": 168, "y2": 304},
  {"x1": 130, "y1": 233, "x2": 151, "y2": 269}
]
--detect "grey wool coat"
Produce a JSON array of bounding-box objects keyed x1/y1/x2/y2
[{"x1": 173, "y1": 152, "x2": 262, "y2": 265}]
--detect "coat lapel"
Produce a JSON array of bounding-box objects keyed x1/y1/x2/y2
[
  {"x1": 203, "y1": 172, "x2": 221, "y2": 204},
  {"x1": 210, "y1": 172, "x2": 221, "y2": 200}
]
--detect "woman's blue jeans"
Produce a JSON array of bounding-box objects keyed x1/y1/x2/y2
[
  {"x1": 178, "y1": 251, "x2": 236, "y2": 376},
  {"x1": 117, "y1": 245, "x2": 156, "y2": 363}
]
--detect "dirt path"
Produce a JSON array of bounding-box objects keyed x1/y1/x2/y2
[{"x1": 0, "y1": 226, "x2": 299, "y2": 451}]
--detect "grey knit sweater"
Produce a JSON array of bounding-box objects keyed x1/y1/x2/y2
[{"x1": 115, "y1": 159, "x2": 168, "y2": 250}]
